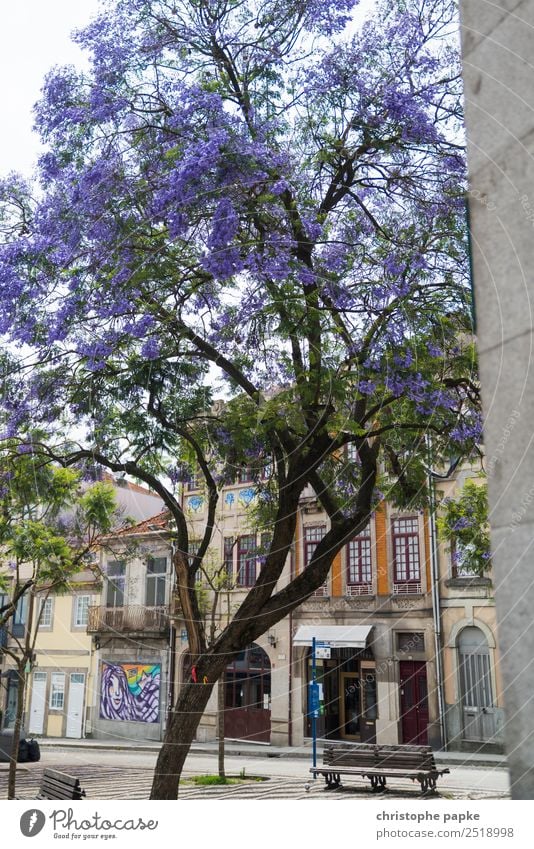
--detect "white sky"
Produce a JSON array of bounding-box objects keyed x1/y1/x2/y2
[
  {"x1": 0, "y1": 0, "x2": 101, "y2": 177},
  {"x1": 0, "y1": 0, "x2": 377, "y2": 179}
]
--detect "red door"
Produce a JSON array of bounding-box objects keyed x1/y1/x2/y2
[
  {"x1": 399, "y1": 661, "x2": 429, "y2": 745},
  {"x1": 224, "y1": 645, "x2": 271, "y2": 743}
]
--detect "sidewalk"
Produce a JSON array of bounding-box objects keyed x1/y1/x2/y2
[{"x1": 36, "y1": 736, "x2": 508, "y2": 769}]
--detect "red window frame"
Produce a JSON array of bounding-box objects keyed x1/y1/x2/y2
[
  {"x1": 347, "y1": 526, "x2": 372, "y2": 585},
  {"x1": 237, "y1": 534, "x2": 257, "y2": 587},
  {"x1": 392, "y1": 517, "x2": 421, "y2": 583},
  {"x1": 304, "y1": 525, "x2": 326, "y2": 567}
]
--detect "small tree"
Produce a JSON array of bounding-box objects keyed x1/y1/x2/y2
[
  {"x1": 437, "y1": 478, "x2": 490, "y2": 577},
  {"x1": 0, "y1": 0, "x2": 480, "y2": 797},
  {"x1": 0, "y1": 446, "x2": 119, "y2": 798}
]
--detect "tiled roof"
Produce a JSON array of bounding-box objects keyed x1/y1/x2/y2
[{"x1": 110, "y1": 510, "x2": 172, "y2": 537}]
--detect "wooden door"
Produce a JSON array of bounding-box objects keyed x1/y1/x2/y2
[{"x1": 399, "y1": 661, "x2": 429, "y2": 745}]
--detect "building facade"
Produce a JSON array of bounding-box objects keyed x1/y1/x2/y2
[
  {"x1": 0, "y1": 477, "x2": 163, "y2": 739},
  {"x1": 435, "y1": 465, "x2": 504, "y2": 752},
  {"x1": 92, "y1": 473, "x2": 443, "y2": 750}
]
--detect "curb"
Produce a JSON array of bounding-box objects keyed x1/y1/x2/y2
[{"x1": 35, "y1": 740, "x2": 508, "y2": 769}]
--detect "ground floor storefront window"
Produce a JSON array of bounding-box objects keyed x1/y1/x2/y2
[{"x1": 305, "y1": 647, "x2": 377, "y2": 742}]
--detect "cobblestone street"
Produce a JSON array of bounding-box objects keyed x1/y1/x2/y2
[{"x1": 0, "y1": 760, "x2": 510, "y2": 801}]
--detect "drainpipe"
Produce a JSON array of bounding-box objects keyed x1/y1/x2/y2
[
  {"x1": 428, "y1": 462, "x2": 448, "y2": 750},
  {"x1": 288, "y1": 542, "x2": 295, "y2": 747}
]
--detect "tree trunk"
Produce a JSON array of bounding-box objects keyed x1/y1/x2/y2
[
  {"x1": 150, "y1": 675, "x2": 216, "y2": 799},
  {"x1": 217, "y1": 676, "x2": 225, "y2": 779},
  {"x1": 7, "y1": 665, "x2": 26, "y2": 800}
]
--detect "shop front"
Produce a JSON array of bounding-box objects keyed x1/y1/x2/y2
[{"x1": 294, "y1": 625, "x2": 377, "y2": 743}]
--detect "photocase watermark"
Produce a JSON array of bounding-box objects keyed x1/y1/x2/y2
[
  {"x1": 19, "y1": 808, "x2": 159, "y2": 841},
  {"x1": 20, "y1": 810, "x2": 46, "y2": 838},
  {"x1": 486, "y1": 408, "x2": 520, "y2": 476},
  {"x1": 468, "y1": 187, "x2": 497, "y2": 213}
]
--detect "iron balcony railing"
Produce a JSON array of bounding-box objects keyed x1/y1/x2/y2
[
  {"x1": 392, "y1": 581, "x2": 422, "y2": 595},
  {"x1": 346, "y1": 583, "x2": 373, "y2": 596},
  {"x1": 87, "y1": 605, "x2": 169, "y2": 634}
]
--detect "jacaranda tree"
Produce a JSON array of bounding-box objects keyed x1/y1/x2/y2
[{"x1": 0, "y1": 0, "x2": 479, "y2": 797}]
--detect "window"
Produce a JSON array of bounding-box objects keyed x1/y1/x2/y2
[
  {"x1": 39, "y1": 597, "x2": 53, "y2": 628},
  {"x1": 304, "y1": 525, "x2": 327, "y2": 596},
  {"x1": 236, "y1": 466, "x2": 254, "y2": 484},
  {"x1": 188, "y1": 541, "x2": 202, "y2": 585},
  {"x1": 49, "y1": 673, "x2": 65, "y2": 710},
  {"x1": 146, "y1": 557, "x2": 167, "y2": 606},
  {"x1": 187, "y1": 469, "x2": 200, "y2": 491},
  {"x1": 362, "y1": 670, "x2": 378, "y2": 721},
  {"x1": 106, "y1": 561, "x2": 125, "y2": 607},
  {"x1": 346, "y1": 525, "x2": 372, "y2": 593},
  {"x1": 74, "y1": 595, "x2": 90, "y2": 627},
  {"x1": 13, "y1": 596, "x2": 27, "y2": 625},
  {"x1": 346, "y1": 443, "x2": 359, "y2": 463},
  {"x1": 304, "y1": 525, "x2": 326, "y2": 566},
  {"x1": 392, "y1": 517, "x2": 421, "y2": 589},
  {"x1": 452, "y1": 540, "x2": 479, "y2": 578},
  {"x1": 223, "y1": 537, "x2": 234, "y2": 583},
  {"x1": 397, "y1": 632, "x2": 425, "y2": 653},
  {"x1": 12, "y1": 596, "x2": 28, "y2": 636},
  {"x1": 237, "y1": 535, "x2": 257, "y2": 587}
]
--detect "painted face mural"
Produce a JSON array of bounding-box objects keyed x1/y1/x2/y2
[{"x1": 99, "y1": 662, "x2": 160, "y2": 722}]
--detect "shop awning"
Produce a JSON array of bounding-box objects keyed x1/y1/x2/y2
[{"x1": 292, "y1": 625, "x2": 373, "y2": 648}]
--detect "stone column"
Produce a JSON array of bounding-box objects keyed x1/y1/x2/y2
[{"x1": 459, "y1": 0, "x2": 534, "y2": 798}]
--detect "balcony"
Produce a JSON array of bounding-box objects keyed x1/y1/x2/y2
[
  {"x1": 87, "y1": 605, "x2": 169, "y2": 635},
  {"x1": 346, "y1": 583, "x2": 373, "y2": 596},
  {"x1": 311, "y1": 583, "x2": 329, "y2": 598},
  {"x1": 392, "y1": 581, "x2": 422, "y2": 595}
]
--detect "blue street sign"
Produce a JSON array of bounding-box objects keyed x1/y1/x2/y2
[{"x1": 309, "y1": 681, "x2": 320, "y2": 717}]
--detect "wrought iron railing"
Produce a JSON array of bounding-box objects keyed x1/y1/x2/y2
[
  {"x1": 392, "y1": 581, "x2": 422, "y2": 595},
  {"x1": 87, "y1": 605, "x2": 169, "y2": 634},
  {"x1": 346, "y1": 583, "x2": 373, "y2": 596}
]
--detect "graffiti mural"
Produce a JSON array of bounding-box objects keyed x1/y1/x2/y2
[{"x1": 99, "y1": 662, "x2": 160, "y2": 722}]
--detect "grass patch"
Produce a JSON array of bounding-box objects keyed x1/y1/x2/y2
[{"x1": 183, "y1": 773, "x2": 268, "y2": 786}]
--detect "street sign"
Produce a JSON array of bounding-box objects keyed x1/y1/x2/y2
[
  {"x1": 309, "y1": 681, "x2": 320, "y2": 717},
  {"x1": 315, "y1": 640, "x2": 331, "y2": 659}
]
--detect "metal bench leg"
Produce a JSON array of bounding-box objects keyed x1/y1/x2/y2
[
  {"x1": 421, "y1": 776, "x2": 437, "y2": 795},
  {"x1": 324, "y1": 772, "x2": 342, "y2": 790}
]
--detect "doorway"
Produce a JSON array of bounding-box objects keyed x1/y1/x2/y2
[
  {"x1": 399, "y1": 660, "x2": 429, "y2": 744},
  {"x1": 224, "y1": 644, "x2": 271, "y2": 743},
  {"x1": 29, "y1": 671, "x2": 47, "y2": 735},
  {"x1": 66, "y1": 673, "x2": 85, "y2": 738},
  {"x1": 458, "y1": 627, "x2": 495, "y2": 742}
]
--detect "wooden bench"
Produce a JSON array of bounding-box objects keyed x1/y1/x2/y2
[
  {"x1": 310, "y1": 742, "x2": 449, "y2": 794},
  {"x1": 22, "y1": 768, "x2": 86, "y2": 800}
]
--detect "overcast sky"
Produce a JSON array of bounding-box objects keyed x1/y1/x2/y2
[
  {"x1": 0, "y1": 0, "x2": 101, "y2": 177},
  {"x1": 0, "y1": 0, "x2": 377, "y2": 179}
]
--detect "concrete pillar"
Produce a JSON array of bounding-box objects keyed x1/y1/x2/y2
[{"x1": 459, "y1": 0, "x2": 534, "y2": 798}]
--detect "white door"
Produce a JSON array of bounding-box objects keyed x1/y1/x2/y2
[
  {"x1": 29, "y1": 672, "x2": 47, "y2": 735},
  {"x1": 66, "y1": 673, "x2": 85, "y2": 738}
]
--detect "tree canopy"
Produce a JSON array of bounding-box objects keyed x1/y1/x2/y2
[{"x1": 0, "y1": 0, "x2": 479, "y2": 797}]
